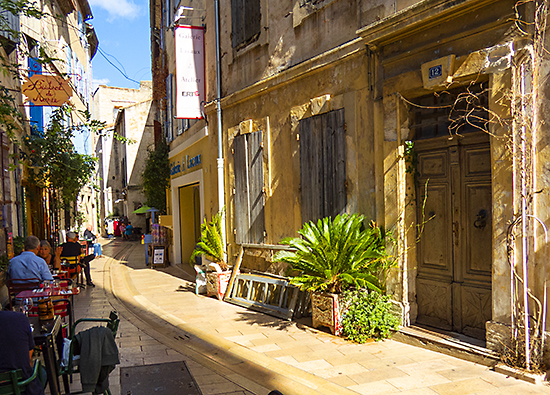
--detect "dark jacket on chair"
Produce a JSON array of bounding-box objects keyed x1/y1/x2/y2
[{"x1": 74, "y1": 326, "x2": 119, "y2": 394}]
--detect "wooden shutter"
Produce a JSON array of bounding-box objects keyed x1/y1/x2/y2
[
  {"x1": 299, "y1": 109, "x2": 346, "y2": 225},
  {"x1": 247, "y1": 131, "x2": 265, "y2": 243},
  {"x1": 233, "y1": 131, "x2": 265, "y2": 244},
  {"x1": 231, "y1": 0, "x2": 244, "y2": 48},
  {"x1": 244, "y1": 0, "x2": 261, "y2": 44},
  {"x1": 234, "y1": 134, "x2": 248, "y2": 244},
  {"x1": 231, "y1": 0, "x2": 260, "y2": 49},
  {"x1": 324, "y1": 109, "x2": 346, "y2": 218},
  {"x1": 299, "y1": 116, "x2": 323, "y2": 224}
]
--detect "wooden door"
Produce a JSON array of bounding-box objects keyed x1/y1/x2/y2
[{"x1": 415, "y1": 133, "x2": 492, "y2": 339}]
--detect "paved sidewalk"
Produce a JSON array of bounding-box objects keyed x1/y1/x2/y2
[
  {"x1": 57, "y1": 241, "x2": 261, "y2": 395},
  {"x1": 95, "y1": 239, "x2": 550, "y2": 395}
]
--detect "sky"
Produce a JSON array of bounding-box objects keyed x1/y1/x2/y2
[{"x1": 88, "y1": 0, "x2": 152, "y2": 90}]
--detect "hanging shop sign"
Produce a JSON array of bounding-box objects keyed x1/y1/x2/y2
[
  {"x1": 175, "y1": 25, "x2": 205, "y2": 119},
  {"x1": 22, "y1": 74, "x2": 72, "y2": 106}
]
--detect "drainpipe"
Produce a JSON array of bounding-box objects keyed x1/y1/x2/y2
[
  {"x1": 214, "y1": 0, "x2": 227, "y2": 259},
  {"x1": 372, "y1": 48, "x2": 385, "y2": 229}
]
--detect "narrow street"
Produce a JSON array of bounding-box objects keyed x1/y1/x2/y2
[{"x1": 56, "y1": 238, "x2": 550, "y2": 395}]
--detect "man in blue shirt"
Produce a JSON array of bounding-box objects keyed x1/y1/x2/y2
[{"x1": 8, "y1": 236, "x2": 53, "y2": 282}]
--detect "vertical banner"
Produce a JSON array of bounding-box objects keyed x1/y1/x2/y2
[{"x1": 175, "y1": 25, "x2": 205, "y2": 119}]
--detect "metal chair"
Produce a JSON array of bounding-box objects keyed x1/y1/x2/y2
[
  {"x1": 59, "y1": 311, "x2": 120, "y2": 395},
  {"x1": 60, "y1": 256, "x2": 85, "y2": 288},
  {"x1": 6, "y1": 278, "x2": 41, "y2": 310},
  {"x1": 0, "y1": 360, "x2": 41, "y2": 395}
]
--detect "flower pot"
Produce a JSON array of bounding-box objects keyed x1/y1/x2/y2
[
  {"x1": 206, "y1": 271, "x2": 232, "y2": 301},
  {"x1": 311, "y1": 292, "x2": 343, "y2": 335}
]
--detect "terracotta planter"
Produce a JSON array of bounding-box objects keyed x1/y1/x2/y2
[
  {"x1": 312, "y1": 292, "x2": 343, "y2": 335},
  {"x1": 206, "y1": 271, "x2": 232, "y2": 301}
]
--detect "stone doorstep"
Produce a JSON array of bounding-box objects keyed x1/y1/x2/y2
[
  {"x1": 494, "y1": 362, "x2": 547, "y2": 385},
  {"x1": 392, "y1": 326, "x2": 500, "y2": 367}
]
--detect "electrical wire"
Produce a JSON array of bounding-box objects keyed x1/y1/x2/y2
[{"x1": 95, "y1": 46, "x2": 142, "y2": 86}]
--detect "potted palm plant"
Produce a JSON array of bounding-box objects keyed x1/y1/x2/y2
[
  {"x1": 189, "y1": 210, "x2": 231, "y2": 300},
  {"x1": 274, "y1": 213, "x2": 394, "y2": 335}
]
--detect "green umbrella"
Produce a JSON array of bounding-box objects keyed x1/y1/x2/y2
[{"x1": 132, "y1": 205, "x2": 151, "y2": 214}]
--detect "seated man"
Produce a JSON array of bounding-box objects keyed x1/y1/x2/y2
[
  {"x1": 9, "y1": 235, "x2": 53, "y2": 282},
  {"x1": 56, "y1": 231, "x2": 95, "y2": 287},
  {"x1": 0, "y1": 311, "x2": 44, "y2": 395}
]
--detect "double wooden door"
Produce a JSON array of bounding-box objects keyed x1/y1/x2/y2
[{"x1": 415, "y1": 133, "x2": 492, "y2": 339}]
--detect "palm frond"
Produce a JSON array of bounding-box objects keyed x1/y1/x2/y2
[{"x1": 274, "y1": 213, "x2": 394, "y2": 293}]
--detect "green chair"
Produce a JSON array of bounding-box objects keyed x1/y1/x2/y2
[
  {"x1": 0, "y1": 360, "x2": 42, "y2": 395},
  {"x1": 59, "y1": 311, "x2": 120, "y2": 395}
]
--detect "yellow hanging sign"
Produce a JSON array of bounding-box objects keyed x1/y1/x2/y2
[{"x1": 22, "y1": 74, "x2": 72, "y2": 106}]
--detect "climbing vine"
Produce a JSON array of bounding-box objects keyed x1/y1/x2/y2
[{"x1": 142, "y1": 138, "x2": 170, "y2": 213}]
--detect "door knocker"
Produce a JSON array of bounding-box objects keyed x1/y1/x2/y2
[{"x1": 474, "y1": 209, "x2": 488, "y2": 229}]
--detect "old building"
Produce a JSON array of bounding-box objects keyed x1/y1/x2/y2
[
  {"x1": 154, "y1": 0, "x2": 550, "y2": 363},
  {"x1": 92, "y1": 82, "x2": 153, "y2": 233},
  {"x1": 0, "y1": 0, "x2": 99, "y2": 245}
]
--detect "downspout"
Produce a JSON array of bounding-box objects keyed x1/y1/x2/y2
[
  {"x1": 372, "y1": 47, "x2": 385, "y2": 228},
  {"x1": 214, "y1": 0, "x2": 227, "y2": 259}
]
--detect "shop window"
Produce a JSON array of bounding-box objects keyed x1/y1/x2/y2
[
  {"x1": 299, "y1": 109, "x2": 346, "y2": 224},
  {"x1": 233, "y1": 131, "x2": 265, "y2": 244},
  {"x1": 231, "y1": 0, "x2": 261, "y2": 50}
]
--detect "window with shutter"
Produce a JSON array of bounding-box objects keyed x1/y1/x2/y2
[
  {"x1": 299, "y1": 109, "x2": 346, "y2": 224},
  {"x1": 231, "y1": 0, "x2": 261, "y2": 50},
  {"x1": 233, "y1": 131, "x2": 265, "y2": 244}
]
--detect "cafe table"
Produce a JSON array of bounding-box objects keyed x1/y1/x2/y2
[
  {"x1": 16, "y1": 287, "x2": 79, "y2": 299},
  {"x1": 18, "y1": 287, "x2": 79, "y2": 329},
  {"x1": 29, "y1": 315, "x2": 62, "y2": 395}
]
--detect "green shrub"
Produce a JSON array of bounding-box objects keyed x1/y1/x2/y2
[
  {"x1": 13, "y1": 236, "x2": 24, "y2": 256},
  {"x1": 341, "y1": 289, "x2": 400, "y2": 343},
  {"x1": 0, "y1": 254, "x2": 9, "y2": 272},
  {"x1": 273, "y1": 214, "x2": 395, "y2": 294}
]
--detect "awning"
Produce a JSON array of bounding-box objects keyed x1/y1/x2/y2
[{"x1": 132, "y1": 206, "x2": 151, "y2": 214}]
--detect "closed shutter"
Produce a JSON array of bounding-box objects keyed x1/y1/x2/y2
[
  {"x1": 247, "y1": 131, "x2": 265, "y2": 243},
  {"x1": 231, "y1": 0, "x2": 261, "y2": 49},
  {"x1": 233, "y1": 131, "x2": 265, "y2": 244},
  {"x1": 299, "y1": 109, "x2": 346, "y2": 224},
  {"x1": 234, "y1": 134, "x2": 248, "y2": 244},
  {"x1": 231, "y1": 0, "x2": 244, "y2": 48},
  {"x1": 244, "y1": 0, "x2": 261, "y2": 44}
]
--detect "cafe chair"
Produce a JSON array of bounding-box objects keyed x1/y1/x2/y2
[
  {"x1": 6, "y1": 278, "x2": 41, "y2": 310},
  {"x1": 60, "y1": 256, "x2": 85, "y2": 288},
  {"x1": 0, "y1": 359, "x2": 42, "y2": 395},
  {"x1": 59, "y1": 311, "x2": 120, "y2": 395}
]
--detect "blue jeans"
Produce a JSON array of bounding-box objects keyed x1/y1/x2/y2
[{"x1": 93, "y1": 243, "x2": 102, "y2": 256}]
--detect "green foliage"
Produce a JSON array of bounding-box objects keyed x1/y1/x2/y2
[
  {"x1": 20, "y1": 105, "x2": 97, "y2": 207},
  {"x1": 13, "y1": 235, "x2": 24, "y2": 256},
  {"x1": 404, "y1": 140, "x2": 419, "y2": 180},
  {"x1": 142, "y1": 138, "x2": 169, "y2": 213},
  {"x1": 189, "y1": 209, "x2": 227, "y2": 270},
  {"x1": 341, "y1": 289, "x2": 400, "y2": 342},
  {"x1": 0, "y1": 254, "x2": 9, "y2": 272},
  {"x1": 273, "y1": 213, "x2": 395, "y2": 294}
]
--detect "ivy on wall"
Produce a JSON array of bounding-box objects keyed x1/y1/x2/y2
[{"x1": 142, "y1": 138, "x2": 169, "y2": 213}]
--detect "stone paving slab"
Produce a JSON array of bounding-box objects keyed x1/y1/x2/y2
[{"x1": 73, "y1": 239, "x2": 550, "y2": 395}]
